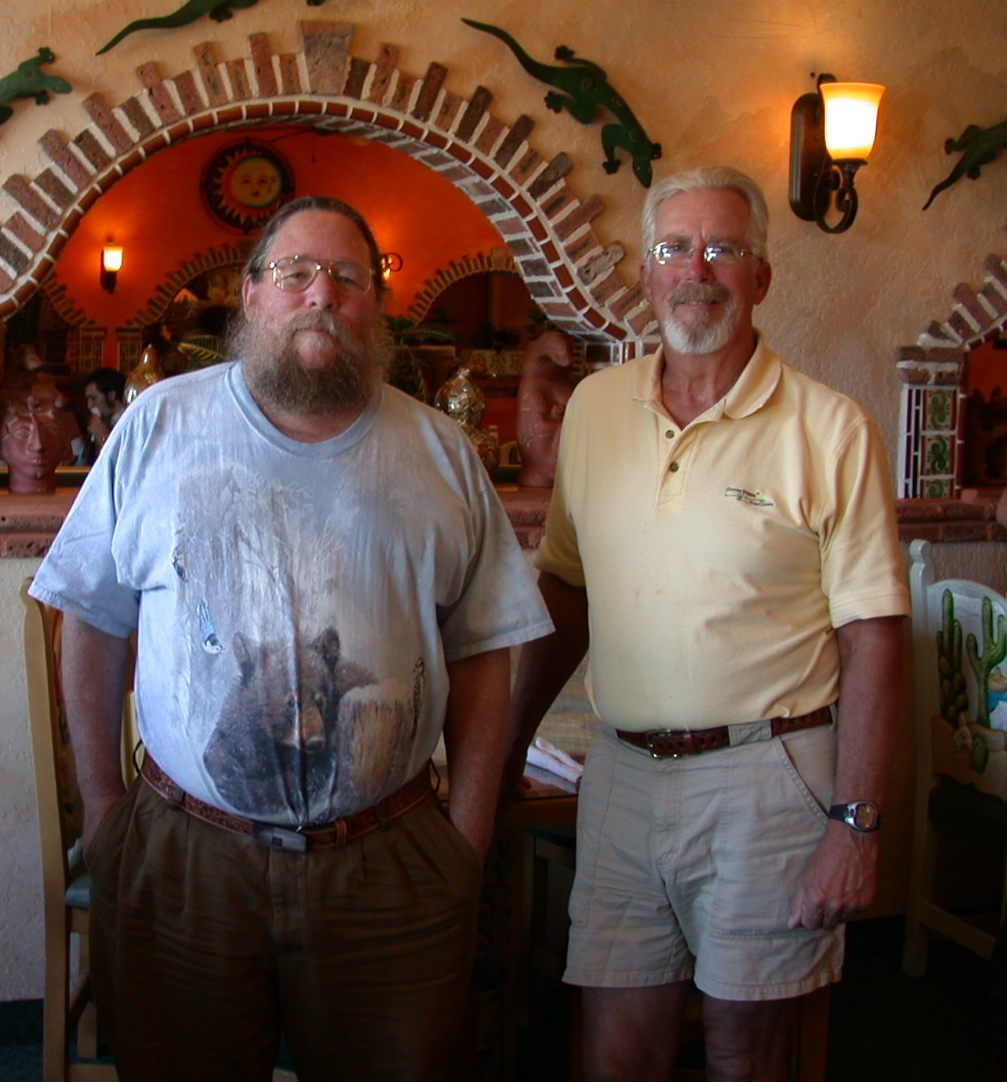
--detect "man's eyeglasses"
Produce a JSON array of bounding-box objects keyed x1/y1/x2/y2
[
  {"x1": 647, "y1": 241, "x2": 755, "y2": 267},
  {"x1": 267, "y1": 256, "x2": 374, "y2": 295}
]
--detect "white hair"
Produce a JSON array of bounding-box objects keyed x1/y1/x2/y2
[{"x1": 642, "y1": 166, "x2": 770, "y2": 260}]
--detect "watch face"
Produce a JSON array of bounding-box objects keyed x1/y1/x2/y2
[{"x1": 850, "y1": 802, "x2": 879, "y2": 831}]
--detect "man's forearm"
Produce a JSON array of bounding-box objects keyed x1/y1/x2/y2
[
  {"x1": 443, "y1": 647, "x2": 512, "y2": 859},
  {"x1": 790, "y1": 614, "x2": 906, "y2": 929},
  {"x1": 506, "y1": 571, "x2": 589, "y2": 781},
  {"x1": 60, "y1": 614, "x2": 132, "y2": 843},
  {"x1": 831, "y1": 615, "x2": 906, "y2": 807}
]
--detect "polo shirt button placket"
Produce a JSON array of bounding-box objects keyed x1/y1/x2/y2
[{"x1": 659, "y1": 426, "x2": 685, "y2": 500}]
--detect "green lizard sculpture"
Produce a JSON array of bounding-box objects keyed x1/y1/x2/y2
[
  {"x1": 923, "y1": 118, "x2": 1007, "y2": 210},
  {"x1": 97, "y1": 0, "x2": 278, "y2": 55},
  {"x1": 0, "y1": 48, "x2": 72, "y2": 127},
  {"x1": 462, "y1": 19, "x2": 661, "y2": 188}
]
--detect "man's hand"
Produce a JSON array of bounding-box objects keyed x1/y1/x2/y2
[
  {"x1": 82, "y1": 783, "x2": 127, "y2": 849},
  {"x1": 788, "y1": 822, "x2": 879, "y2": 930},
  {"x1": 87, "y1": 412, "x2": 111, "y2": 447}
]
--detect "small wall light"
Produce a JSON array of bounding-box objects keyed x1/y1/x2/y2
[
  {"x1": 789, "y1": 75, "x2": 885, "y2": 234},
  {"x1": 100, "y1": 245, "x2": 124, "y2": 293},
  {"x1": 380, "y1": 252, "x2": 403, "y2": 281}
]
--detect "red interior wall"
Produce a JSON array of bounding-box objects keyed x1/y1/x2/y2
[{"x1": 51, "y1": 127, "x2": 505, "y2": 365}]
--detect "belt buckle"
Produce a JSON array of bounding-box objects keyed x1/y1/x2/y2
[
  {"x1": 252, "y1": 823, "x2": 308, "y2": 853},
  {"x1": 644, "y1": 730, "x2": 681, "y2": 760}
]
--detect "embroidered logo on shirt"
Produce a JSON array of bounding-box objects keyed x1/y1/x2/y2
[{"x1": 724, "y1": 486, "x2": 775, "y2": 508}]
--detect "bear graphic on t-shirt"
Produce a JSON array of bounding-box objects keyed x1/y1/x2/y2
[{"x1": 202, "y1": 627, "x2": 375, "y2": 819}]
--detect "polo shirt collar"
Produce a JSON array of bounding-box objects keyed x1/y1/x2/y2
[{"x1": 632, "y1": 332, "x2": 782, "y2": 422}]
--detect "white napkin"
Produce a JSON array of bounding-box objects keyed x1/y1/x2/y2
[{"x1": 526, "y1": 736, "x2": 583, "y2": 784}]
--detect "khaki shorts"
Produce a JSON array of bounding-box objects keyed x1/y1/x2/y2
[{"x1": 564, "y1": 724, "x2": 844, "y2": 1002}]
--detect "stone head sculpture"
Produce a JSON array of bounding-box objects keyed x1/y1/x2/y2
[{"x1": 1, "y1": 391, "x2": 71, "y2": 494}]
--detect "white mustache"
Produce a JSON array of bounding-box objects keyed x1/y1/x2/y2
[
  {"x1": 667, "y1": 283, "x2": 731, "y2": 305},
  {"x1": 283, "y1": 312, "x2": 353, "y2": 342}
]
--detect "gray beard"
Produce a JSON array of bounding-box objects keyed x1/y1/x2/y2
[
  {"x1": 659, "y1": 283, "x2": 740, "y2": 356},
  {"x1": 230, "y1": 309, "x2": 394, "y2": 416}
]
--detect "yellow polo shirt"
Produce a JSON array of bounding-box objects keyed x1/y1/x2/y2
[{"x1": 537, "y1": 337, "x2": 910, "y2": 731}]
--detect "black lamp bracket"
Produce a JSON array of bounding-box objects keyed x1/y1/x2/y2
[{"x1": 789, "y1": 74, "x2": 864, "y2": 234}]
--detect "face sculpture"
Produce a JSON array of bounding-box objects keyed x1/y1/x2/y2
[{"x1": 1, "y1": 394, "x2": 70, "y2": 494}]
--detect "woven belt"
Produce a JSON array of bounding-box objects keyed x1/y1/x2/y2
[
  {"x1": 140, "y1": 754, "x2": 434, "y2": 852},
  {"x1": 615, "y1": 706, "x2": 834, "y2": 760}
]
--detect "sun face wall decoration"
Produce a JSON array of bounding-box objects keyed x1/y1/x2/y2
[{"x1": 202, "y1": 141, "x2": 294, "y2": 232}]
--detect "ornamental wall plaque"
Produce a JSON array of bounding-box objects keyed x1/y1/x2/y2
[{"x1": 202, "y1": 141, "x2": 294, "y2": 232}]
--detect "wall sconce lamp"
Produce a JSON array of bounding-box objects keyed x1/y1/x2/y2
[
  {"x1": 789, "y1": 75, "x2": 885, "y2": 234},
  {"x1": 380, "y1": 252, "x2": 403, "y2": 281},
  {"x1": 100, "y1": 244, "x2": 124, "y2": 293}
]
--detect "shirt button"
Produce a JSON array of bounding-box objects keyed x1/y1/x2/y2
[
  {"x1": 665, "y1": 430, "x2": 674, "y2": 438},
  {"x1": 669, "y1": 461, "x2": 680, "y2": 473}
]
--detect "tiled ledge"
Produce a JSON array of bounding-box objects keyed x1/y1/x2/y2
[
  {"x1": 896, "y1": 496, "x2": 1007, "y2": 544},
  {"x1": 0, "y1": 486, "x2": 555, "y2": 558},
  {"x1": 2, "y1": 489, "x2": 1001, "y2": 557},
  {"x1": 0, "y1": 488, "x2": 78, "y2": 558}
]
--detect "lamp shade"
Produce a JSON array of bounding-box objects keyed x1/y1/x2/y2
[
  {"x1": 820, "y1": 82, "x2": 885, "y2": 161},
  {"x1": 101, "y1": 245, "x2": 124, "y2": 272}
]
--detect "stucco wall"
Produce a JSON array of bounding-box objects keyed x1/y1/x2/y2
[
  {"x1": 1, "y1": 0, "x2": 1007, "y2": 1000},
  {"x1": 1, "y1": 0, "x2": 1005, "y2": 451},
  {"x1": 0, "y1": 557, "x2": 43, "y2": 1001}
]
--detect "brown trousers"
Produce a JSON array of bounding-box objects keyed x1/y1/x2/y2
[{"x1": 85, "y1": 781, "x2": 482, "y2": 1082}]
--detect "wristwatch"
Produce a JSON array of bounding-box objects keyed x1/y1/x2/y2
[{"x1": 827, "y1": 801, "x2": 881, "y2": 832}]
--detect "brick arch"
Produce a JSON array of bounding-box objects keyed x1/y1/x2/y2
[
  {"x1": 42, "y1": 243, "x2": 247, "y2": 330},
  {"x1": 406, "y1": 247, "x2": 518, "y2": 323},
  {"x1": 121, "y1": 243, "x2": 248, "y2": 329},
  {"x1": 896, "y1": 252, "x2": 1007, "y2": 498},
  {"x1": 0, "y1": 20, "x2": 656, "y2": 361}
]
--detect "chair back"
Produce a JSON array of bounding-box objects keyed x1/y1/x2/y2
[
  {"x1": 21, "y1": 579, "x2": 86, "y2": 905},
  {"x1": 909, "y1": 538, "x2": 1007, "y2": 800}
]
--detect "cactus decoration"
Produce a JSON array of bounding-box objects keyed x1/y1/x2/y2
[
  {"x1": 965, "y1": 595, "x2": 1007, "y2": 728},
  {"x1": 937, "y1": 589, "x2": 968, "y2": 724}
]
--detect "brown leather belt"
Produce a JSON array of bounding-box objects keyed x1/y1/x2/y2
[
  {"x1": 141, "y1": 754, "x2": 434, "y2": 852},
  {"x1": 615, "y1": 706, "x2": 834, "y2": 760}
]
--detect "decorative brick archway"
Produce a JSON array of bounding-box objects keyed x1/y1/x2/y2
[
  {"x1": 407, "y1": 248, "x2": 518, "y2": 324},
  {"x1": 896, "y1": 253, "x2": 1007, "y2": 498},
  {"x1": 0, "y1": 20, "x2": 657, "y2": 363}
]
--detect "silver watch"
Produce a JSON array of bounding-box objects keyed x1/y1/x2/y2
[{"x1": 827, "y1": 801, "x2": 881, "y2": 832}]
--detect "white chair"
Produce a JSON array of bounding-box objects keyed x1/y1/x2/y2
[{"x1": 903, "y1": 539, "x2": 1007, "y2": 974}]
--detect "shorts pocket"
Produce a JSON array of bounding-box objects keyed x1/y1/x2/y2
[{"x1": 772, "y1": 727, "x2": 836, "y2": 821}]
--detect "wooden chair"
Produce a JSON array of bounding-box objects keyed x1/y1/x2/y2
[
  {"x1": 22, "y1": 578, "x2": 123, "y2": 1081},
  {"x1": 903, "y1": 538, "x2": 1007, "y2": 975},
  {"x1": 22, "y1": 579, "x2": 298, "y2": 1082}
]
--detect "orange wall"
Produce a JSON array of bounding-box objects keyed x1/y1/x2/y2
[{"x1": 52, "y1": 127, "x2": 505, "y2": 365}]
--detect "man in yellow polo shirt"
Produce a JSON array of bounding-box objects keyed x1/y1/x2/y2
[{"x1": 508, "y1": 165, "x2": 910, "y2": 1081}]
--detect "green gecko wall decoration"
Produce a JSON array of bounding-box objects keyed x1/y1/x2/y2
[
  {"x1": 97, "y1": 0, "x2": 327, "y2": 56},
  {"x1": 0, "y1": 48, "x2": 72, "y2": 127},
  {"x1": 923, "y1": 118, "x2": 1007, "y2": 210},
  {"x1": 462, "y1": 19, "x2": 661, "y2": 188}
]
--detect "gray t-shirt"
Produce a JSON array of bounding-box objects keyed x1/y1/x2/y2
[{"x1": 32, "y1": 364, "x2": 551, "y2": 824}]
